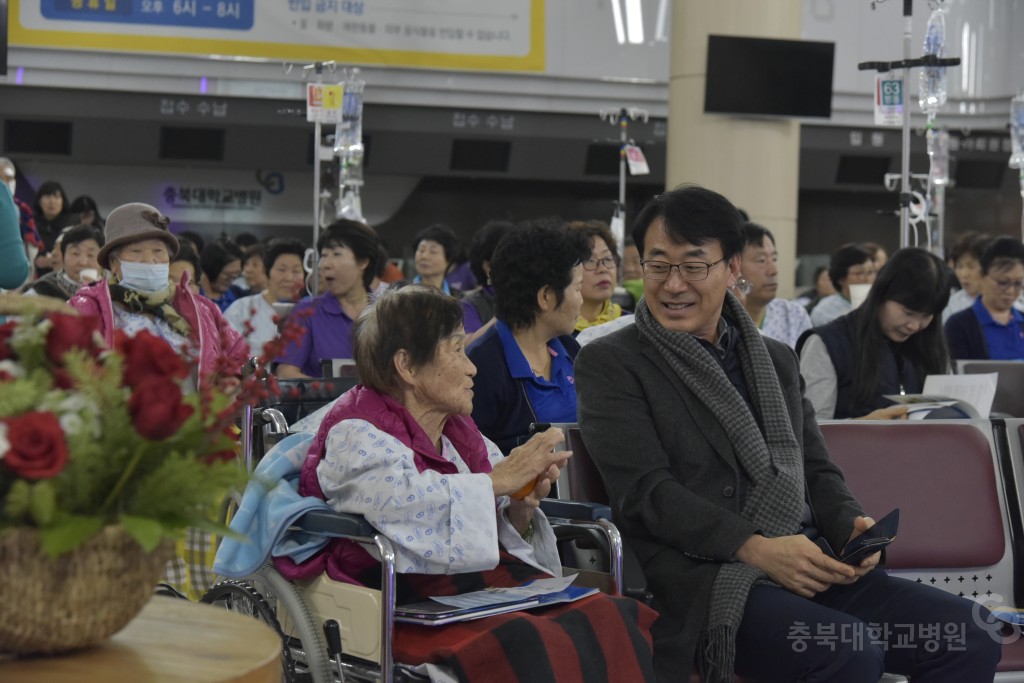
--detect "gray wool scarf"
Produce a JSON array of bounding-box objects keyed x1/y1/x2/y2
[{"x1": 633, "y1": 293, "x2": 806, "y2": 683}]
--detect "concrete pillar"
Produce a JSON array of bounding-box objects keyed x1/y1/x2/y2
[{"x1": 668, "y1": 0, "x2": 803, "y2": 297}]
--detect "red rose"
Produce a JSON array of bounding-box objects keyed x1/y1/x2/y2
[
  {"x1": 0, "y1": 320, "x2": 18, "y2": 361},
  {"x1": 119, "y1": 331, "x2": 189, "y2": 388},
  {"x1": 129, "y1": 376, "x2": 194, "y2": 440},
  {"x1": 45, "y1": 313, "x2": 102, "y2": 363},
  {"x1": 51, "y1": 367, "x2": 74, "y2": 390},
  {"x1": 3, "y1": 412, "x2": 69, "y2": 480}
]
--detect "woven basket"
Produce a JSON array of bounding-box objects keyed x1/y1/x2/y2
[{"x1": 0, "y1": 525, "x2": 174, "y2": 655}]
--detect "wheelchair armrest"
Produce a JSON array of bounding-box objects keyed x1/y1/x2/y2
[
  {"x1": 293, "y1": 509, "x2": 377, "y2": 539},
  {"x1": 539, "y1": 498, "x2": 612, "y2": 521}
]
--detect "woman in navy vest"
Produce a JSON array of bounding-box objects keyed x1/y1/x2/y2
[{"x1": 797, "y1": 248, "x2": 954, "y2": 420}]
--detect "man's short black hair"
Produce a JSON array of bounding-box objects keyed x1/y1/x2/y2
[
  {"x1": 980, "y1": 236, "x2": 1024, "y2": 275},
  {"x1": 631, "y1": 185, "x2": 745, "y2": 261},
  {"x1": 741, "y1": 222, "x2": 775, "y2": 249},
  {"x1": 491, "y1": 218, "x2": 590, "y2": 330}
]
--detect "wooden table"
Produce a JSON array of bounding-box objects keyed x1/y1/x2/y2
[{"x1": 0, "y1": 596, "x2": 282, "y2": 682}]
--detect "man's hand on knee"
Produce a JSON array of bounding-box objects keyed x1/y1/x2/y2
[{"x1": 735, "y1": 534, "x2": 856, "y2": 598}]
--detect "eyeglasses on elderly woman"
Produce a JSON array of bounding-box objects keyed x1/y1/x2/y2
[{"x1": 581, "y1": 255, "x2": 621, "y2": 271}]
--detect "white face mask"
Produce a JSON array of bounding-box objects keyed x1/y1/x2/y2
[
  {"x1": 118, "y1": 261, "x2": 170, "y2": 293},
  {"x1": 5, "y1": 180, "x2": 14, "y2": 197}
]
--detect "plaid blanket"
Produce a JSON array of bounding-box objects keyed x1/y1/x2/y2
[
  {"x1": 163, "y1": 527, "x2": 217, "y2": 600},
  {"x1": 392, "y1": 553, "x2": 657, "y2": 683}
]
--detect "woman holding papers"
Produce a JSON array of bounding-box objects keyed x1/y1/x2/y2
[
  {"x1": 797, "y1": 248, "x2": 955, "y2": 420},
  {"x1": 278, "y1": 285, "x2": 657, "y2": 683}
]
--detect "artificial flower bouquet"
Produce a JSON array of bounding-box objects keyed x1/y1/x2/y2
[{"x1": 0, "y1": 311, "x2": 245, "y2": 556}]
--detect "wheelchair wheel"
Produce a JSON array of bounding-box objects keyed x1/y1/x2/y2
[
  {"x1": 248, "y1": 565, "x2": 333, "y2": 683},
  {"x1": 201, "y1": 579, "x2": 299, "y2": 683}
]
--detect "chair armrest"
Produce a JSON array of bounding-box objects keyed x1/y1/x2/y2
[
  {"x1": 539, "y1": 498, "x2": 612, "y2": 521},
  {"x1": 293, "y1": 509, "x2": 377, "y2": 539}
]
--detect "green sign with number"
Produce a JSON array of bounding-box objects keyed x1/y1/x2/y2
[{"x1": 881, "y1": 79, "x2": 903, "y2": 106}]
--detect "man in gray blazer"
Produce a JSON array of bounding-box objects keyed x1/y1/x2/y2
[{"x1": 574, "y1": 185, "x2": 1000, "y2": 683}]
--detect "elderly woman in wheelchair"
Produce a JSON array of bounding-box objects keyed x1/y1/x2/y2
[{"x1": 212, "y1": 285, "x2": 656, "y2": 683}]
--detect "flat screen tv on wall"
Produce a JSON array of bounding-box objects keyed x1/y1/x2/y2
[{"x1": 704, "y1": 35, "x2": 835, "y2": 119}]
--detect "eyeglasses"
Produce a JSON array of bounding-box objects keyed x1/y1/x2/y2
[
  {"x1": 640, "y1": 258, "x2": 725, "y2": 282},
  {"x1": 988, "y1": 277, "x2": 1024, "y2": 293},
  {"x1": 582, "y1": 255, "x2": 620, "y2": 271}
]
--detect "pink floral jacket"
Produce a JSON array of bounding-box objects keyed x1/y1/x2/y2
[{"x1": 69, "y1": 275, "x2": 250, "y2": 388}]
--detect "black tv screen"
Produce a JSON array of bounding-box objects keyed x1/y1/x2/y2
[{"x1": 704, "y1": 35, "x2": 835, "y2": 119}]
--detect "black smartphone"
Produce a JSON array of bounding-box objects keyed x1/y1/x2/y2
[{"x1": 815, "y1": 508, "x2": 899, "y2": 565}]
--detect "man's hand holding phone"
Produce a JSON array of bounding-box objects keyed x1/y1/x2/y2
[{"x1": 815, "y1": 508, "x2": 899, "y2": 582}]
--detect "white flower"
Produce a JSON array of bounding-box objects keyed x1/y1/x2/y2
[
  {"x1": 58, "y1": 395, "x2": 101, "y2": 439},
  {"x1": 0, "y1": 423, "x2": 8, "y2": 461},
  {"x1": 0, "y1": 360, "x2": 23, "y2": 379},
  {"x1": 59, "y1": 412, "x2": 85, "y2": 437},
  {"x1": 57, "y1": 394, "x2": 91, "y2": 414}
]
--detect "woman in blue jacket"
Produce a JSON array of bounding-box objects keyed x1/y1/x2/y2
[{"x1": 468, "y1": 220, "x2": 589, "y2": 454}]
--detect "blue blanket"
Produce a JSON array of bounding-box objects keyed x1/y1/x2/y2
[{"x1": 213, "y1": 432, "x2": 331, "y2": 577}]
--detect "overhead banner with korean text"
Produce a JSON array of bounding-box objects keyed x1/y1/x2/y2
[{"x1": 10, "y1": 0, "x2": 544, "y2": 72}]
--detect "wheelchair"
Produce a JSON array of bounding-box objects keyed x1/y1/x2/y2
[{"x1": 205, "y1": 396, "x2": 628, "y2": 683}]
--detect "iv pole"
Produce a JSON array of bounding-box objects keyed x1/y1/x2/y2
[
  {"x1": 295, "y1": 60, "x2": 337, "y2": 296},
  {"x1": 859, "y1": 0, "x2": 959, "y2": 249},
  {"x1": 599, "y1": 107, "x2": 649, "y2": 256}
]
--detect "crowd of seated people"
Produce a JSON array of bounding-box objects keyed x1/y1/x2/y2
[
  {"x1": 7, "y1": 174, "x2": 1024, "y2": 681},
  {"x1": 798, "y1": 247, "x2": 954, "y2": 420}
]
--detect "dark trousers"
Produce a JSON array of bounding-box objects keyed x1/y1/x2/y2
[{"x1": 733, "y1": 570, "x2": 1002, "y2": 683}]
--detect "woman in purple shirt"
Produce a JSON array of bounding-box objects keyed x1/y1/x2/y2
[{"x1": 275, "y1": 220, "x2": 379, "y2": 378}]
